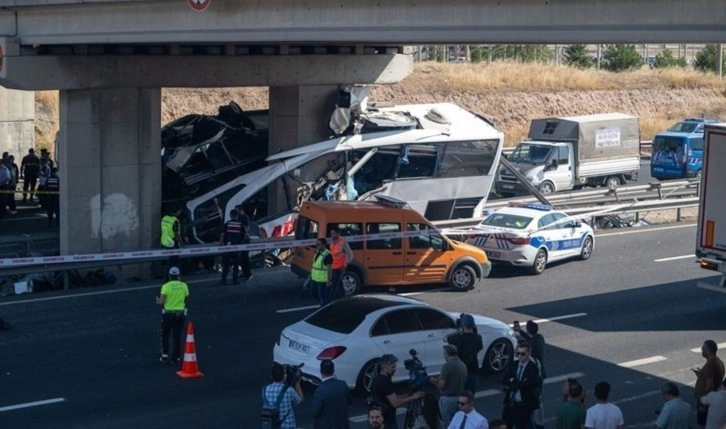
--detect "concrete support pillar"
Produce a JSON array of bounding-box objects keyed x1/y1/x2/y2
[
  {"x1": 59, "y1": 88, "x2": 160, "y2": 277},
  {"x1": 0, "y1": 86, "x2": 35, "y2": 156},
  {"x1": 267, "y1": 85, "x2": 339, "y2": 213}
]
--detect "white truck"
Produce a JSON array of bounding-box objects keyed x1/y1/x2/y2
[
  {"x1": 696, "y1": 123, "x2": 726, "y2": 290},
  {"x1": 495, "y1": 113, "x2": 641, "y2": 196}
]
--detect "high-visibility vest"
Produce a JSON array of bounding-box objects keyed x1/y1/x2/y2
[
  {"x1": 330, "y1": 237, "x2": 347, "y2": 270},
  {"x1": 161, "y1": 215, "x2": 178, "y2": 248},
  {"x1": 311, "y1": 249, "x2": 331, "y2": 282}
]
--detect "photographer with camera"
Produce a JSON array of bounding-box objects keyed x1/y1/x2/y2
[
  {"x1": 261, "y1": 362, "x2": 304, "y2": 429},
  {"x1": 447, "y1": 314, "x2": 483, "y2": 394},
  {"x1": 371, "y1": 354, "x2": 425, "y2": 429},
  {"x1": 429, "y1": 344, "x2": 468, "y2": 427}
]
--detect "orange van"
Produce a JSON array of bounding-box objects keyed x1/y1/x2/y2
[{"x1": 291, "y1": 197, "x2": 491, "y2": 295}]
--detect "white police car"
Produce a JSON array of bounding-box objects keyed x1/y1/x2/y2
[{"x1": 466, "y1": 203, "x2": 595, "y2": 274}]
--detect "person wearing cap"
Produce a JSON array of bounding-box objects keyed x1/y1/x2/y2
[
  {"x1": 155, "y1": 266, "x2": 189, "y2": 364},
  {"x1": 20, "y1": 148, "x2": 39, "y2": 203},
  {"x1": 311, "y1": 359, "x2": 351, "y2": 428},
  {"x1": 447, "y1": 313, "x2": 483, "y2": 394},
  {"x1": 371, "y1": 354, "x2": 424, "y2": 429},
  {"x1": 430, "y1": 344, "x2": 468, "y2": 427}
]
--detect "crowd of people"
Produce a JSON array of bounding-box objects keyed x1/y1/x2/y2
[
  {"x1": 259, "y1": 322, "x2": 726, "y2": 429},
  {"x1": 0, "y1": 148, "x2": 58, "y2": 226}
]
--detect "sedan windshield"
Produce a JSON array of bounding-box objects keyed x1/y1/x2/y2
[
  {"x1": 509, "y1": 143, "x2": 554, "y2": 165},
  {"x1": 480, "y1": 213, "x2": 533, "y2": 230},
  {"x1": 667, "y1": 121, "x2": 699, "y2": 133}
]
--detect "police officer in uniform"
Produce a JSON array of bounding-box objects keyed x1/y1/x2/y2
[
  {"x1": 45, "y1": 168, "x2": 60, "y2": 227},
  {"x1": 219, "y1": 209, "x2": 243, "y2": 285},
  {"x1": 161, "y1": 207, "x2": 183, "y2": 273},
  {"x1": 155, "y1": 266, "x2": 189, "y2": 364}
]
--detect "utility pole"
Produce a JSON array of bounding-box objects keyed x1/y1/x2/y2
[
  {"x1": 718, "y1": 43, "x2": 723, "y2": 80},
  {"x1": 597, "y1": 44, "x2": 602, "y2": 70}
]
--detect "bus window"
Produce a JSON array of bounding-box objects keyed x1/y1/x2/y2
[
  {"x1": 653, "y1": 136, "x2": 685, "y2": 152},
  {"x1": 436, "y1": 140, "x2": 497, "y2": 178},
  {"x1": 690, "y1": 137, "x2": 704, "y2": 151}
]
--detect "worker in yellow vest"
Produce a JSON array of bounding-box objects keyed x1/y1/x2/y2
[
  {"x1": 328, "y1": 227, "x2": 352, "y2": 301},
  {"x1": 161, "y1": 206, "x2": 184, "y2": 274},
  {"x1": 310, "y1": 238, "x2": 333, "y2": 306}
]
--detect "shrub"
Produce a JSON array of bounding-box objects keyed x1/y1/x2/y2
[{"x1": 603, "y1": 44, "x2": 642, "y2": 72}]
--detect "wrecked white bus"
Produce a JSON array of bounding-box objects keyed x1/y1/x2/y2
[{"x1": 183, "y1": 102, "x2": 504, "y2": 244}]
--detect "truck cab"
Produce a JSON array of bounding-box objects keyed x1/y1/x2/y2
[{"x1": 496, "y1": 141, "x2": 575, "y2": 195}]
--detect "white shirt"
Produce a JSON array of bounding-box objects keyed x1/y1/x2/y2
[
  {"x1": 701, "y1": 390, "x2": 726, "y2": 429},
  {"x1": 448, "y1": 409, "x2": 488, "y2": 429},
  {"x1": 585, "y1": 403, "x2": 624, "y2": 429}
]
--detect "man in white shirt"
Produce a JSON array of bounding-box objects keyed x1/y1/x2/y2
[
  {"x1": 700, "y1": 378, "x2": 726, "y2": 429},
  {"x1": 449, "y1": 390, "x2": 488, "y2": 429},
  {"x1": 585, "y1": 382, "x2": 624, "y2": 429}
]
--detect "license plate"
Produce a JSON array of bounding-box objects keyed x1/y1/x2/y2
[
  {"x1": 486, "y1": 251, "x2": 501, "y2": 258},
  {"x1": 501, "y1": 184, "x2": 514, "y2": 189},
  {"x1": 288, "y1": 339, "x2": 310, "y2": 353}
]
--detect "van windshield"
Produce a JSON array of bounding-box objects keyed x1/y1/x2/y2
[{"x1": 509, "y1": 143, "x2": 554, "y2": 165}]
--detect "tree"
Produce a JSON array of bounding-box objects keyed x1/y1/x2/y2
[
  {"x1": 470, "y1": 46, "x2": 484, "y2": 63},
  {"x1": 602, "y1": 44, "x2": 642, "y2": 72},
  {"x1": 653, "y1": 49, "x2": 687, "y2": 69},
  {"x1": 563, "y1": 44, "x2": 593, "y2": 68},
  {"x1": 694, "y1": 44, "x2": 726, "y2": 73},
  {"x1": 491, "y1": 45, "x2": 552, "y2": 63}
]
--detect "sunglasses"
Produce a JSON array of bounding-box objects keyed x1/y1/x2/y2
[
  {"x1": 458, "y1": 401, "x2": 471, "y2": 406},
  {"x1": 515, "y1": 352, "x2": 528, "y2": 356}
]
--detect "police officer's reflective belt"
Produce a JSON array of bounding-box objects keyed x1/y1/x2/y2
[{"x1": 162, "y1": 309, "x2": 186, "y2": 315}]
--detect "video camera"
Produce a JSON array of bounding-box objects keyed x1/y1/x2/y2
[
  {"x1": 403, "y1": 349, "x2": 429, "y2": 391},
  {"x1": 283, "y1": 363, "x2": 304, "y2": 386}
]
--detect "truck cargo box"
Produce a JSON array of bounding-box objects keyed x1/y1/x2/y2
[
  {"x1": 528, "y1": 113, "x2": 640, "y2": 165},
  {"x1": 696, "y1": 124, "x2": 726, "y2": 264}
]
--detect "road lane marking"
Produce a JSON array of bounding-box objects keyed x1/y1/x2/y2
[
  {"x1": 611, "y1": 390, "x2": 661, "y2": 405},
  {"x1": 0, "y1": 397, "x2": 65, "y2": 413},
  {"x1": 598, "y1": 223, "x2": 695, "y2": 237},
  {"x1": 654, "y1": 254, "x2": 695, "y2": 262},
  {"x1": 508, "y1": 313, "x2": 586, "y2": 328},
  {"x1": 276, "y1": 305, "x2": 319, "y2": 314},
  {"x1": 543, "y1": 372, "x2": 585, "y2": 385},
  {"x1": 691, "y1": 342, "x2": 726, "y2": 352},
  {"x1": 618, "y1": 356, "x2": 667, "y2": 368},
  {"x1": 474, "y1": 389, "x2": 500, "y2": 398}
]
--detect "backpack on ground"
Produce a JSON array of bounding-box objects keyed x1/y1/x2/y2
[{"x1": 260, "y1": 384, "x2": 290, "y2": 429}]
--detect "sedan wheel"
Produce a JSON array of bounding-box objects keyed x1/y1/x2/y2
[
  {"x1": 483, "y1": 338, "x2": 513, "y2": 374},
  {"x1": 580, "y1": 236, "x2": 594, "y2": 261},
  {"x1": 529, "y1": 249, "x2": 547, "y2": 275},
  {"x1": 450, "y1": 265, "x2": 476, "y2": 290},
  {"x1": 356, "y1": 359, "x2": 379, "y2": 394}
]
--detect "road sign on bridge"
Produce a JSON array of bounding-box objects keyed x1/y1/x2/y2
[{"x1": 187, "y1": 0, "x2": 211, "y2": 12}]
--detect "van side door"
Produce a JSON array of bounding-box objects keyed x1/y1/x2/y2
[
  {"x1": 404, "y1": 223, "x2": 451, "y2": 284},
  {"x1": 364, "y1": 219, "x2": 404, "y2": 285}
]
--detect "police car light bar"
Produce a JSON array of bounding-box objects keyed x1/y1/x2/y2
[{"x1": 507, "y1": 202, "x2": 553, "y2": 211}]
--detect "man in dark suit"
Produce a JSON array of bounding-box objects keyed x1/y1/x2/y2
[
  {"x1": 502, "y1": 342, "x2": 543, "y2": 429},
  {"x1": 312, "y1": 359, "x2": 351, "y2": 429}
]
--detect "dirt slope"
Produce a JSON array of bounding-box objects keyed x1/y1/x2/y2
[{"x1": 36, "y1": 62, "x2": 726, "y2": 149}]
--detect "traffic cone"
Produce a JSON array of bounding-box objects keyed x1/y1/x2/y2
[{"x1": 177, "y1": 322, "x2": 204, "y2": 379}]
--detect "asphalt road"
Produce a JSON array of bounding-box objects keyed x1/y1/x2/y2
[{"x1": 1, "y1": 221, "x2": 723, "y2": 429}]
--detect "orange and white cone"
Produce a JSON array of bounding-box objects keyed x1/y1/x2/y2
[{"x1": 176, "y1": 322, "x2": 204, "y2": 379}]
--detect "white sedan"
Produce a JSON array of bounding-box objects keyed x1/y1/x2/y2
[
  {"x1": 272, "y1": 294, "x2": 517, "y2": 392},
  {"x1": 466, "y1": 203, "x2": 595, "y2": 274}
]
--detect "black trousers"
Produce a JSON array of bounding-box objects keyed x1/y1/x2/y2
[
  {"x1": 22, "y1": 176, "x2": 37, "y2": 200},
  {"x1": 240, "y1": 251, "x2": 251, "y2": 278},
  {"x1": 329, "y1": 268, "x2": 344, "y2": 301},
  {"x1": 222, "y1": 251, "x2": 240, "y2": 281},
  {"x1": 47, "y1": 197, "x2": 59, "y2": 226},
  {"x1": 503, "y1": 402, "x2": 535, "y2": 429},
  {"x1": 160, "y1": 312, "x2": 186, "y2": 360}
]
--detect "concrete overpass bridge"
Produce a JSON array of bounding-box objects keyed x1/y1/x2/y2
[{"x1": 0, "y1": 0, "x2": 723, "y2": 276}]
